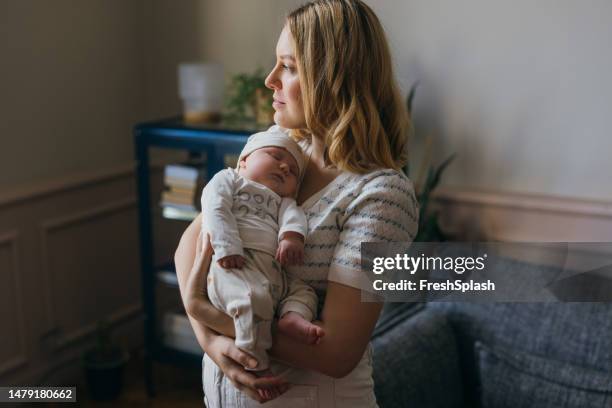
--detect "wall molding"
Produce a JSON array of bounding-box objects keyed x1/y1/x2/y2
[
  {"x1": 0, "y1": 163, "x2": 135, "y2": 209},
  {"x1": 39, "y1": 197, "x2": 137, "y2": 343},
  {"x1": 0, "y1": 158, "x2": 173, "y2": 209},
  {"x1": 433, "y1": 187, "x2": 612, "y2": 242},
  {"x1": 55, "y1": 303, "x2": 142, "y2": 350},
  {"x1": 0, "y1": 231, "x2": 28, "y2": 376},
  {"x1": 434, "y1": 187, "x2": 612, "y2": 218}
]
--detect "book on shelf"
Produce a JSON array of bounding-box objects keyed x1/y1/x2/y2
[
  {"x1": 161, "y1": 162, "x2": 206, "y2": 219},
  {"x1": 161, "y1": 190, "x2": 195, "y2": 206},
  {"x1": 162, "y1": 205, "x2": 199, "y2": 221},
  {"x1": 164, "y1": 164, "x2": 200, "y2": 183},
  {"x1": 163, "y1": 176, "x2": 198, "y2": 191},
  {"x1": 166, "y1": 185, "x2": 196, "y2": 196}
]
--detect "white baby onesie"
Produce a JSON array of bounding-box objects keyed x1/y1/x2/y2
[{"x1": 201, "y1": 168, "x2": 317, "y2": 369}]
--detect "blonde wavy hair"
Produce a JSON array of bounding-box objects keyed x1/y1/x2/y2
[{"x1": 287, "y1": 0, "x2": 410, "y2": 173}]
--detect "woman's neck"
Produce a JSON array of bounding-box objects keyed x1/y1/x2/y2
[
  {"x1": 309, "y1": 135, "x2": 327, "y2": 167},
  {"x1": 296, "y1": 135, "x2": 341, "y2": 205}
]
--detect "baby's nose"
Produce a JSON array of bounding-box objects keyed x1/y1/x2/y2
[{"x1": 279, "y1": 163, "x2": 289, "y2": 173}]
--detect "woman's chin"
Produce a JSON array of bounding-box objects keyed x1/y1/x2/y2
[{"x1": 273, "y1": 112, "x2": 304, "y2": 130}]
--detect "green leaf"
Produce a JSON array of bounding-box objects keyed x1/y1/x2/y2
[{"x1": 406, "y1": 81, "x2": 419, "y2": 115}]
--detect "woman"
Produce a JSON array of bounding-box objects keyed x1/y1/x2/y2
[{"x1": 175, "y1": 1, "x2": 418, "y2": 406}]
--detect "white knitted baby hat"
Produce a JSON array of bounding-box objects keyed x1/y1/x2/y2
[{"x1": 237, "y1": 126, "x2": 305, "y2": 178}]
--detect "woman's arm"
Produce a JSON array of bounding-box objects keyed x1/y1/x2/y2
[
  {"x1": 270, "y1": 282, "x2": 382, "y2": 378},
  {"x1": 174, "y1": 214, "x2": 234, "y2": 337}
]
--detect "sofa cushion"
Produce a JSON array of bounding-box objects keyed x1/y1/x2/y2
[
  {"x1": 372, "y1": 308, "x2": 463, "y2": 408},
  {"x1": 476, "y1": 341, "x2": 612, "y2": 408}
]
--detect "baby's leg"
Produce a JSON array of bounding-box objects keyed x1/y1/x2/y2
[
  {"x1": 278, "y1": 311, "x2": 325, "y2": 345},
  {"x1": 210, "y1": 251, "x2": 276, "y2": 371}
]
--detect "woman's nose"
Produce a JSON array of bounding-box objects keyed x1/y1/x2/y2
[{"x1": 265, "y1": 67, "x2": 280, "y2": 90}]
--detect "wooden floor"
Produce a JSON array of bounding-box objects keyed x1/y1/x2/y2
[
  {"x1": 38, "y1": 353, "x2": 204, "y2": 408},
  {"x1": 84, "y1": 362, "x2": 203, "y2": 407}
]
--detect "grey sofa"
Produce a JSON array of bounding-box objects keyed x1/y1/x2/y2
[{"x1": 371, "y1": 258, "x2": 612, "y2": 407}]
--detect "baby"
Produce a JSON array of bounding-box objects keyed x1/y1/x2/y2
[{"x1": 188, "y1": 127, "x2": 323, "y2": 376}]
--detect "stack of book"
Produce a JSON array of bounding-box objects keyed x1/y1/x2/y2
[{"x1": 161, "y1": 164, "x2": 205, "y2": 220}]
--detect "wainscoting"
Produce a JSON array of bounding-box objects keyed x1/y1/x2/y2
[
  {"x1": 433, "y1": 187, "x2": 612, "y2": 242},
  {"x1": 0, "y1": 161, "x2": 186, "y2": 386}
]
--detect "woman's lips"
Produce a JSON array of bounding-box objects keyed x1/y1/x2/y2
[{"x1": 272, "y1": 98, "x2": 285, "y2": 109}]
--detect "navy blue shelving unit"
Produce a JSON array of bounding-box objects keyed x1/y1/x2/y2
[{"x1": 134, "y1": 117, "x2": 257, "y2": 397}]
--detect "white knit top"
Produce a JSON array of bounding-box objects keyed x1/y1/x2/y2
[{"x1": 285, "y1": 168, "x2": 419, "y2": 312}]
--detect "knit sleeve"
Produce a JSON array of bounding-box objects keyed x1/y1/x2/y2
[{"x1": 328, "y1": 171, "x2": 418, "y2": 290}]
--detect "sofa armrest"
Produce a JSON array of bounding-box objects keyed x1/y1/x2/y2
[{"x1": 372, "y1": 307, "x2": 464, "y2": 408}]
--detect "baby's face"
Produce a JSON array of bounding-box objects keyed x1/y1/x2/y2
[{"x1": 238, "y1": 146, "x2": 299, "y2": 197}]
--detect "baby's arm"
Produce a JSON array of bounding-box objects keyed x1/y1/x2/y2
[
  {"x1": 276, "y1": 198, "x2": 307, "y2": 266},
  {"x1": 200, "y1": 169, "x2": 245, "y2": 268},
  {"x1": 276, "y1": 231, "x2": 304, "y2": 265},
  {"x1": 275, "y1": 198, "x2": 324, "y2": 343}
]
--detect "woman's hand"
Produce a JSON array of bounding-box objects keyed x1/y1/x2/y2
[{"x1": 206, "y1": 331, "x2": 290, "y2": 403}]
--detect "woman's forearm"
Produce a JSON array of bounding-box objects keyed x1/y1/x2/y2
[
  {"x1": 186, "y1": 313, "x2": 214, "y2": 353},
  {"x1": 270, "y1": 320, "x2": 364, "y2": 378},
  {"x1": 269, "y1": 282, "x2": 383, "y2": 378},
  {"x1": 174, "y1": 214, "x2": 235, "y2": 338},
  {"x1": 174, "y1": 214, "x2": 202, "y2": 292}
]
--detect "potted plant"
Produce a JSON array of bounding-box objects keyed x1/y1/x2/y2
[
  {"x1": 225, "y1": 68, "x2": 274, "y2": 126},
  {"x1": 83, "y1": 320, "x2": 129, "y2": 401},
  {"x1": 404, "y1": 83, "x2": 456, "y2": 242}
]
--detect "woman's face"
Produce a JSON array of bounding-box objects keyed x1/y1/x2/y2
[{"x1": 265, "y1": 26, "x2": 306, "y2": 129}]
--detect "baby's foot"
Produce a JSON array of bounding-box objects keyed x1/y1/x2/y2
[
  {"x1": 255, "y1": 369, "x2": 285, "y2": 401},
  {"x1": 278, "y1": 311, "x2": 325, "y2": 345}
]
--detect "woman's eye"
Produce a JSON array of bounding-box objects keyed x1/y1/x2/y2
[{"x1": 282, "y1": 64, "x2": 295, "y2": 72}]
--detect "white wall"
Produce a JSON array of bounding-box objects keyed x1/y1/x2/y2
[
  {"x1": 0, "y1": 0, "x2": 300, "y2": 194},
  {"x1": 144, "y1": 0, "x2": 301, "y2": 119},
  {"x1": 176, "y1": 0, "x2": 612, "y2": 202},
  {"x1": 2, "y1": 0, "x2": 610, "y2": 203},
  {"x1": 0, "y1": 0, "x2": 148, "y2": 192},
  {"x1": 368, "y1": 0, "x2": 612, "y2": 201}
]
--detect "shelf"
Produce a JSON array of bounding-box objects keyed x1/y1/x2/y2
[
  {"x1": 156, "y1": 261, "x2": 178, "y2": 287},
  {"x1": 154, "y1": 344, "x2": 202, "y2": 367},
  {"x1": 135, "y1": 117, "x2": 252, "y2": 396}
]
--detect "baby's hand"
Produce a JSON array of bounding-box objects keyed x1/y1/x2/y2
[
  {"x1": 218, "y1": 255, "x2": 245, "y2": 269},
  {"x1": 276, "y1": 233, "x2": 304, "y2": 266}
]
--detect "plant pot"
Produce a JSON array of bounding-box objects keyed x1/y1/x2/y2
[{"x1": 83, "y1": 349, "x2": 129, "y2": 401}]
